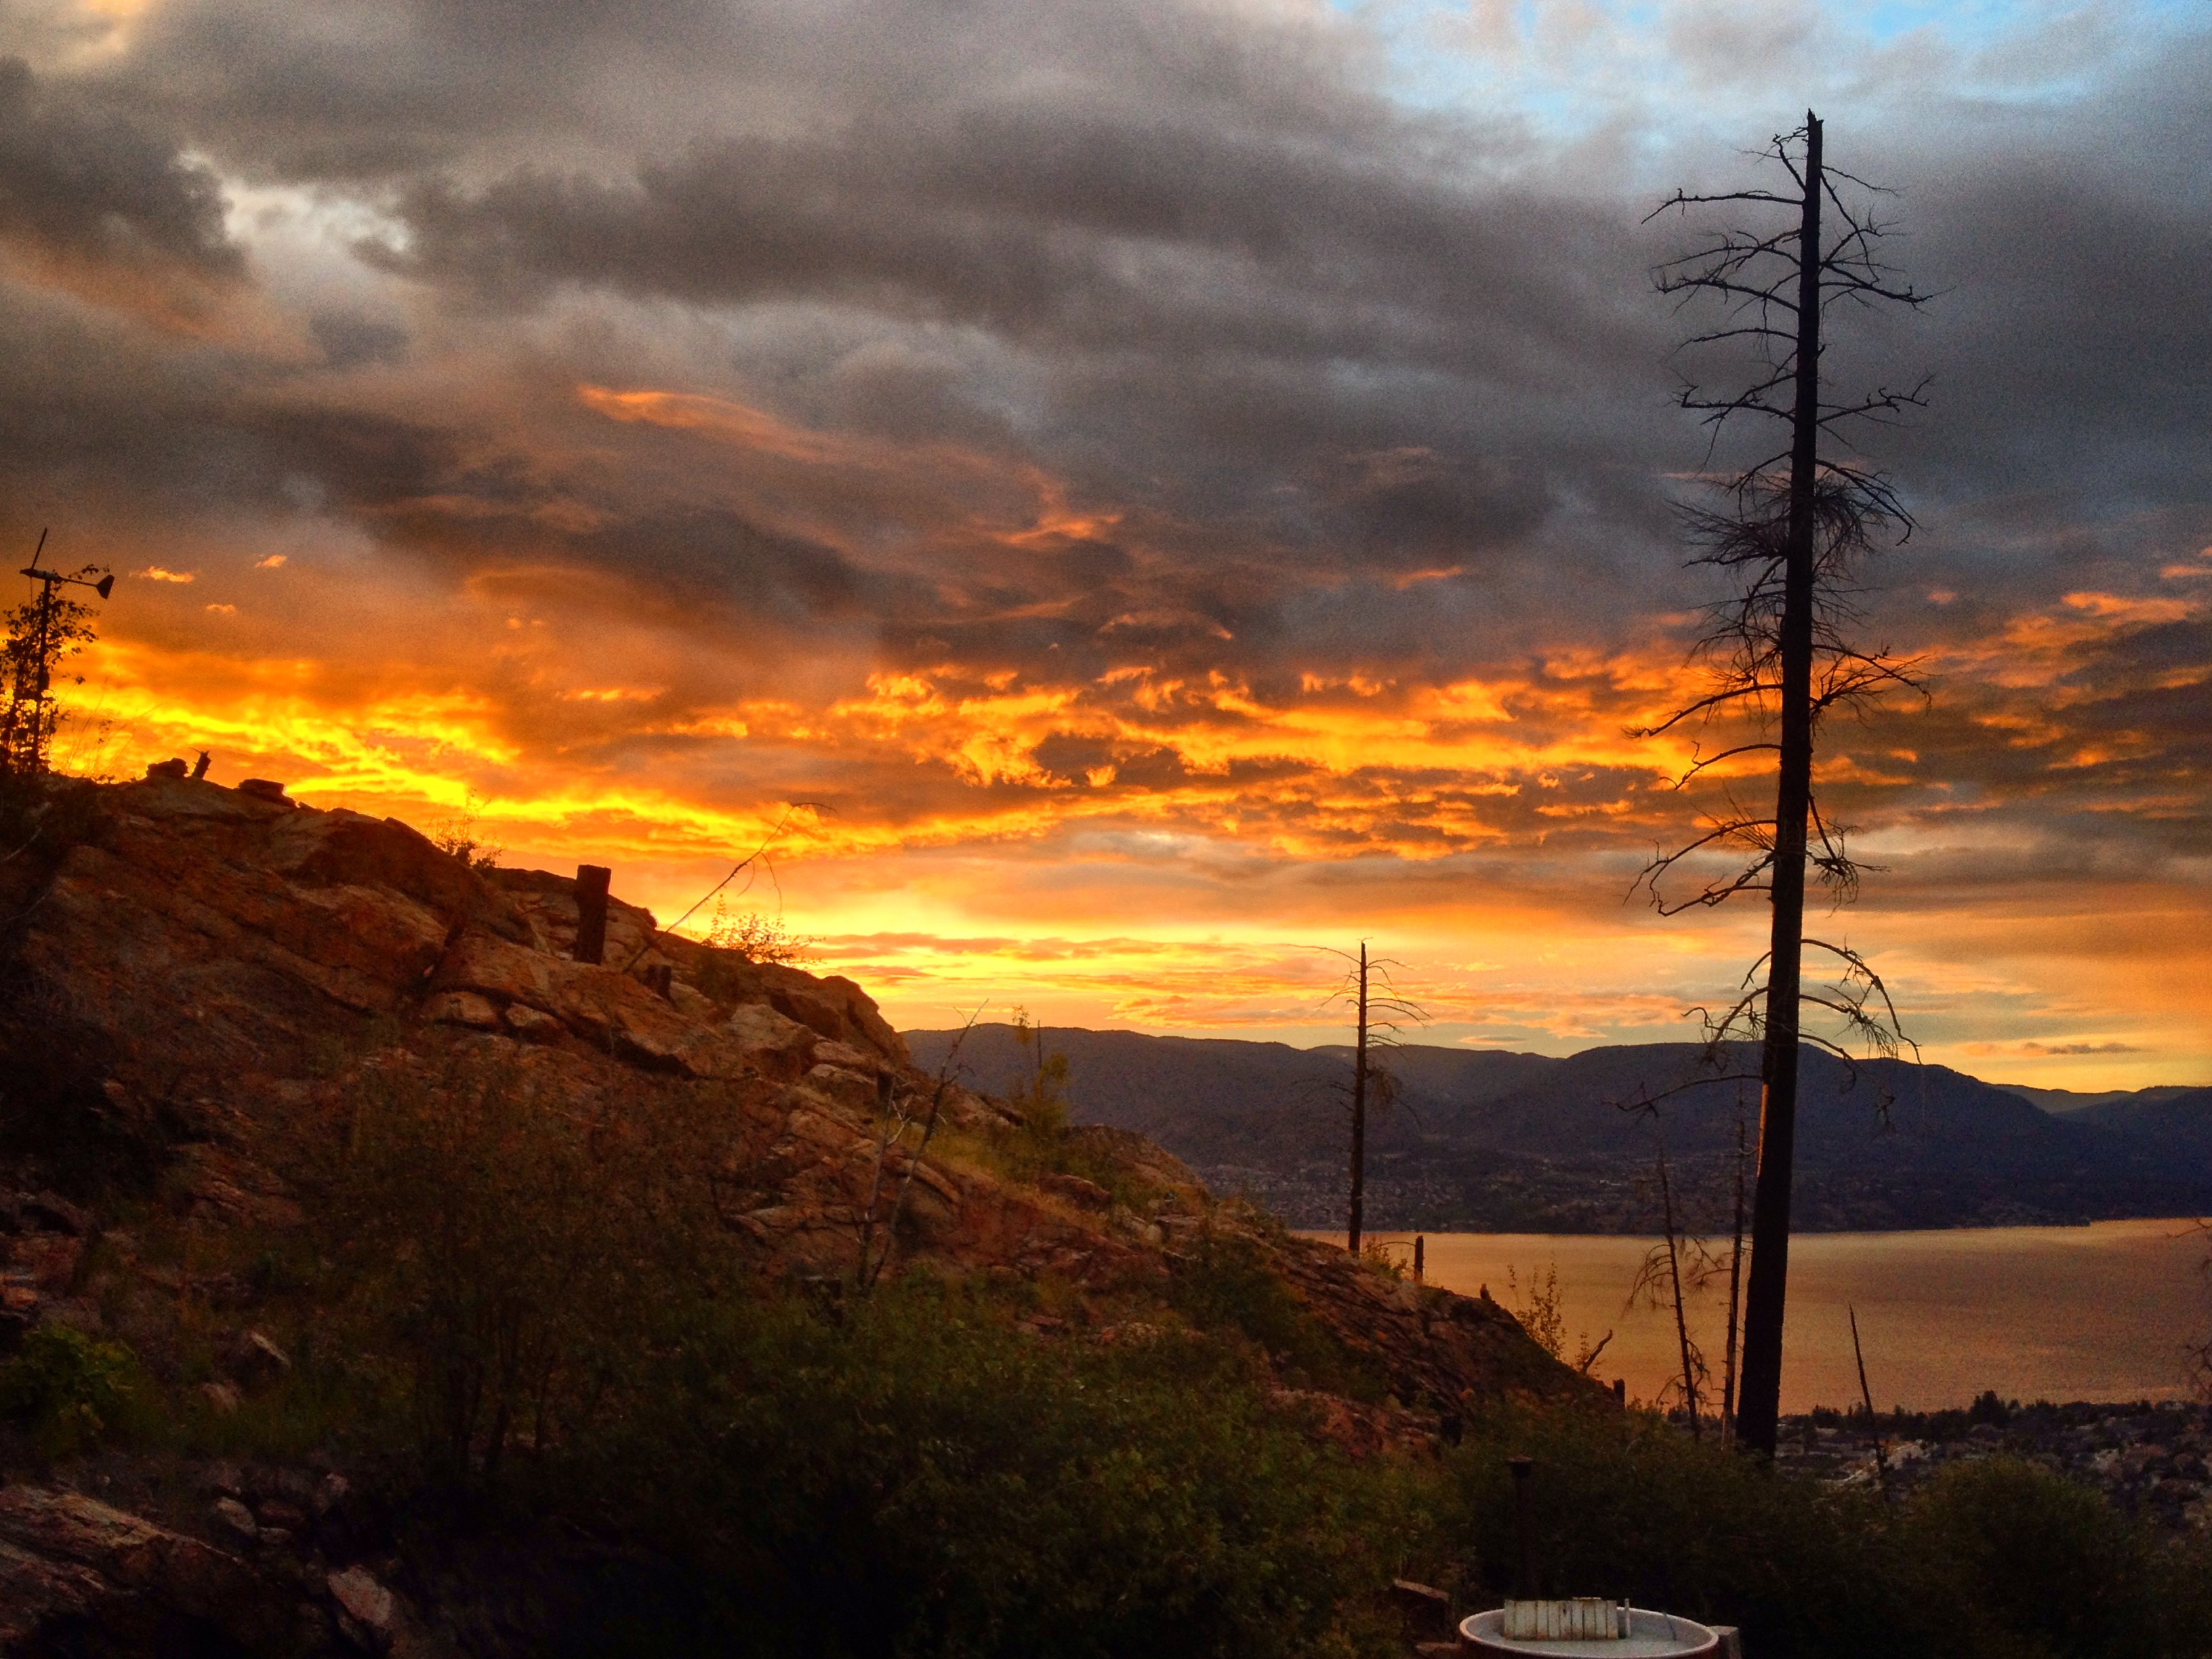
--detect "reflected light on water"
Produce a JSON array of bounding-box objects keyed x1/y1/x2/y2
[{"x1": 1338, "y1": 1218, "x2": 2209, "y2": 1413}]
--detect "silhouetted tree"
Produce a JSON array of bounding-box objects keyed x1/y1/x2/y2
[
  {"x1": 1, "y1": 533, "x2": 112, "y2": 778},
  {"x1": 1641, "y1": 113, "x2": 1929, "y2": 1456},
  {"x1": 1319, "y1": 943, "x2": 1425, "y2": 1255}
]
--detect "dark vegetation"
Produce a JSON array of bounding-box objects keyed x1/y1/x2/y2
[{"x1": 2, "y1": 1027, "x2": 2209, "y2": 1656}]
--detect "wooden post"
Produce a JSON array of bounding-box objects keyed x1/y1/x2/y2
[
  {"x1": 573, "y1": 864, "x2": 612, "y2": 964},
  {"x1": 1509, "y1": 1456, "x2": 1538, "y2": 1599},
  {"x1": 1414, "y1": 1234, "x2": 1425, "y2": 1284}
]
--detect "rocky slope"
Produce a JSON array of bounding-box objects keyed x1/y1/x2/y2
[{"x1": 0, "y1": 773, "x2": 1582, "y2": 1655}]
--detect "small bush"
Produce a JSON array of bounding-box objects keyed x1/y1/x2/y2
[
  {"x1": 701, "y1": 899, "x2": 818, "y2": 965},
  {"x1": 0, "y1": 1324, "x2": 142, "y2": 1456}
]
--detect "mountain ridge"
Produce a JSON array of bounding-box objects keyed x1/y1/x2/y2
[{"x1": 905, "y1": 1024, "x2": 2212, "y2": 1233}]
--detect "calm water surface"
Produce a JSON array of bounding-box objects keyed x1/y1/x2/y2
[{"x1": 1338, "y1": 1219, "x2": 2209, "y2": 1413}]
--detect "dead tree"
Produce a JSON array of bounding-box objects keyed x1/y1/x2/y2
[
  {"x1": 1319, "y1": 943, "x2": 1426, "y2": 1256},
  {"x1": 1849, "y1": 1305, "x2": 1890, "y2": 1494},
  {"x1": 1627, "y1": 1135, "x2": 1721, "y2": 1437},
  {"x1": 1641, "y1": 114, "x2": 1930, "y2": 1457}
]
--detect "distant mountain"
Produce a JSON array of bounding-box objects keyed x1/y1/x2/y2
[
  {"x1": 2067, "y1": 1088, "x2": 2212, "y2": 1155},
  {"x1": 1999, "y1": 1084, "x2": 2205, "y2": 1116},
  {"x1": 907, "y1": 1025, "x2": 2212, "y2": 1234}
]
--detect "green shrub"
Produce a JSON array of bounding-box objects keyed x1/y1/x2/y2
[
  {"x1": 1901, "y1": 1458, "x2": 2161, "y2": 1659},
  {"x1": 324, "y1": 1044, "x2": 749, "y2": 1485},
  {"x1": 547, "y1": 1279, "x2": 1431, "y2": 1659},
  {"x1": 0, "y1": 1323, "x2": 142, "y2": 1456},
  {"x1": 1168, "y1": 1231, "x2": 1386, "y2": 1401}
]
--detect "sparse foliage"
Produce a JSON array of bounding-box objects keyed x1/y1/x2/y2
[
  {"x1": 702, "y1": 894, "x2": 819, "y2": 966},
  {"x1": 0, "y1": 1323, "x2": 141, "y2": 1456},
  {"x1": 1006, "y1": 1006, "x2": 1071, "y2": 1136},
  {"x1": 1504, "y1": 1263, "x2": 1614, "y2": 1378},
  {"x1": 1506, "y1": 1264, "x2": 1567, "y2": 1360},
  {"x1": 1642, "y1": 113, "x2": 1929, "y2": 1456},
  {"x1": 428, "y1": 790, "x2": 504, "y2": 870},
  {"x1": 1626, "y1": 1144, "x2": 1724, "y2": 1437},
  {"x1": 1361, "y1": 1237, "x2": 1413, "y2": 1279}
]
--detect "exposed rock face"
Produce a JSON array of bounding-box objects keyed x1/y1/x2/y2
[
  {"x1": 0, "y1": 1486, "x2": 287, "y2": 1652},
  {"x1": 0, "y1": 776, "x2": 1587, "y2": 1654},
  {"x1": 3, "y1": 779, "x2": 1147, "y2": 1291}
]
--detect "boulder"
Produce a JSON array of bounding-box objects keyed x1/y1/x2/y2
[
  {"x1": 504, "y1": 1004, "x2": 562, "y2": 1038},
  {"x1": 1040, "y1": 1172, "x2": 1111, "y2": 1211},
  {"x1": 769, "y1": 985, "x2": 848, "y2": 1042},
  {"x1": 432, "y1": 934, "x2": 558, "y2": 1012},
  {"x1": 212, "y1": 1498, "x2": 260, "y2": 1542},
  {"x1": 812, "y1": 1038, "x2": 882, "y2": 1074},
  {"x1": 668, "y1": 979, "x2": 718, "y2": 1021},
  {"x1": 804, "y1": 1065, "x2": 882, "y2": 1115},
  {"x1": 228, "y1": 1330, "x2": 292, "y2": 1390},
  {"x1": 422, "y1": 990, "x2": 501, "y2": 1029},
  {"x1": 329, "y1": 1563, "x2": 397, "y2": 1640},
  {"x1": 724, "y1": 1004, "x2": 818, "y2": 1078},
  {"x1": 818, "y1": 975, "x2": 911, "y2": 1065}
]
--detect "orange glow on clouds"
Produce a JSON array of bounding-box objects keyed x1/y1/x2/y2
[{"x1": 39, "y1": 412, "x2": 2212, "y2": 1089}]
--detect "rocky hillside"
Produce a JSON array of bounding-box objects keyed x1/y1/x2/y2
[{"x1": 0, "y1": 773, "x2": 1582, "y2": 1655}]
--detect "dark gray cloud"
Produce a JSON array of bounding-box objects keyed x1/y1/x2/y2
[
  {"x1": 0, "y1": 0, "x2": 2203, "y2": 844},
  {"x1": 0, "y1": 56, "x2": 238, "y2": 278}
]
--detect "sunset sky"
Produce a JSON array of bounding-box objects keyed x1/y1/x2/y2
[{"x1": 5, "y1": 0, "x2": 2206, "y2": 1084}]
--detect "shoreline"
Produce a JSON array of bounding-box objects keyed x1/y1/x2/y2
[{"x1": 1298, "y1": 1214, "x2": 2211, "y2": 1244}]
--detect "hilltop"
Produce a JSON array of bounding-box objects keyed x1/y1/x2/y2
[
  {"x1": 907, "y1": 1025, "x2": 2212, "y2": 1233},
  {"x1": 0, "y1": 773, "x2": 1579, "y2": 1654}
]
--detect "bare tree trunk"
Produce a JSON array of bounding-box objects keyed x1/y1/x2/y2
[
  {"x1": 1657, "y1": 1147, "x2": 1700, "y2": 1438},
  {"x1": 1736, "y1": 111, "x2": 1823, "y2": 1460},
  {"x1": 1347, "y1": 942, "x2": 1369, "y2": 1256},
  {"x1": 1721, "y1": 1103, "x2": 1748, "y2": 1443},
  {"x1": 1851, "y1": 1305, "x2": 1890, "y2": 1494}
]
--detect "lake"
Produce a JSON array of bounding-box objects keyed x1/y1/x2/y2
[{"x1": 1343, "y1": 1218, "x2": 2211, "y2": 1413}]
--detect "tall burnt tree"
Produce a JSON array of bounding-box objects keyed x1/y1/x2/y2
[
  {"x1": 1319, "y1": 942, "x2": 1425, "y2": 1256},
  {"x1": 1642, "y1": 114, "x2": 1928, "y2": 1456}
]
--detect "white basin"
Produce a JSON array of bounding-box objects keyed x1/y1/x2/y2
[{"x1": 1459, "y1": 1607, "x2": 1721, "y2": 1657}]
